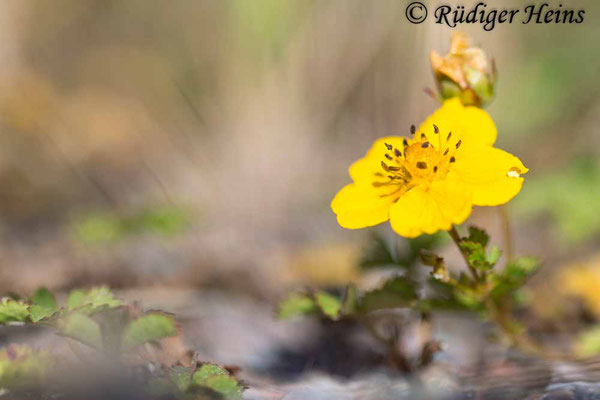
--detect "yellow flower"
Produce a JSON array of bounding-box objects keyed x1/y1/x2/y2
[{"x1": 331, "y1": 98, "x2": 527, "y2": 238}]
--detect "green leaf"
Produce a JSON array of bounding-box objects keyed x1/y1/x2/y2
[
  {"x1": 0, "y1": 298, "x2": 30, "y2": 324},
  {"x1": 314, "y1": 292, "x2": 341, "y2": 320},
  {"x1": 486, "y1": 246, "x2": 502, "y2": 265},
  {"x1": 277, "y1": 293, "x2": 317, "y2": 319},
  {"x1": 465, "y1": 226, "x2": 489, "y2": 247},
  {"x1": 29, "y1": 288, "x2": 58, "y2": 322},
  {"x1": 490, "y1": 257, "x2": 540, "y2": 300},
  {"x1": 31, "y1": 288, "x2": 57, "y2": 310},
  {"x1": 192, "y1": 364, "x2": 243, "y2": 400},
  {"x1": 67, "y1": 287, "x2": 121, "y2": 314},
  {"x1": 360, "y1": 276, "x2": 418, "y2": 312},
  {"x1": 59, "y1": 312, "x2": 102, "y2": 349},
  {"x1": 122, "y1": 313, "x2": 177, "y2": 349},
  {"x1": 169, "y1": 366, "x2": 193, "y2": 392}
]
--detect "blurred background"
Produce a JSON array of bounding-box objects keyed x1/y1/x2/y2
[{"x1": 0, "y1": 0, "x2": 600, "y2": 375}]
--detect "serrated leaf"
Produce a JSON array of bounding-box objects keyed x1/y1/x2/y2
[
  {"x1": 60, "y1": 312, "x2": 102, "y2": 349},
  {"x1": 360, "y1": 276, "x2": 418, "y2": 312},
  {"x1": 169, "y1": 365, "x2": 193, "y2": 392},
  {"x1": 192, "y1": 364, "x2": 243, "y2": 400},
  {"x1": 29, "y1": 288, "x2": 58, "y2": 322},
  {"x1": 0, "y1": 298, "x2": 30, "y2": 324},
  {"x1": 28, "y1": 305, "x2": 56, "y2": 323},
  {"x1": 67, "y1": 287, "x2": 121, "y2": 314},
  {"x1": 465, "y1": 226, "x2": 489, "y2": 247},
  {"x1": 314, "y1": 292, "x2": 341, "y2": 320},
  {"x1": 277, "y1": 293, "x2": 317, "y2": 319},
  {"x1": 122, "y1": 313, "x2": 177, "y2": 349}
]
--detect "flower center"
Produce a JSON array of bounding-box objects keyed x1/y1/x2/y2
[{"x1": 374, "y1": 125, "x2": 460, "y2": 197}]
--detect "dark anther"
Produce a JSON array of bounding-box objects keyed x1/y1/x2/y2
[
  {"x1": 433, "y1": 124, "x2": 439, "y2": 134},
  {"x1": 410, "y1": 125, "x2": 416, "y2": 135},
  {"x1": 449, "y1": 157, "x2": 456, "y2": 163},
  {"x1": 385, "y1": 142, "x2": 393, "y2": 150},
  {"x1": 388, "y1": 165, "x2": 401, "y2": 171},
  {"x1": 421, "y1": 133, "x2": 426, "y2": 140},
  {"x1": 416, "y1": 161, "x2": 428, "y2": 169},
  {"x1": 385, "y1": 154, "x2": 393, "y2": 160},
  {"x1": 456, "y1": 140, "x2": 462, "y2": 149},
  {"x1": 388, "y1": 175, "x2": 396, "y2": 179},
  {"x1": 374, "y1": 172, "x2": 384, "y2": 177},
  {"x1": 433, "y1": 166, "x2": 438, "y2": 172},
  {"x1": 381, "y1": 161, "x2": 389, "y2": 171},
  {"x1": 421, "y1": 142, "x2": 429, "y2": 148},
  {"x1": 394, "y1": 148, "x2": 402, "y2": 157},
  {"x1": 403, "y1": 138, "x2": 408, "y2": 147},
  {"x1": 447, "y1": 132, "x2": 452, "y2": 140},
  {"x1": 443, "y1": 148, "x2": 449, "y2": 156}
]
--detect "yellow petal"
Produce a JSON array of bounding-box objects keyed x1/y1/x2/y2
[
  {"x1": 349, "y1": 136, "x2": 409, "y2": 185},
  {"x1": 389, "y1": 179, "x2": 472, "y2": 238},
  {"x1": 417, "y1": 98, "x2": 497, "y2": 146},
  {"x1": 331, "y1": 183, "x2": 395, "y2": 229},
  {"x1": 451, "y1": 145, "x2": 528, "y2": 206}
]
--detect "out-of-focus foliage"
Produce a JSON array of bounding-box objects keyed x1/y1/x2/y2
[
  {"x1": 515, "y1": 157, "x2": 600, "y2": 243},
  {"x1": 168, "y1": 363, "x2": 244, "y2": 400},
  {"x1": 71, "y1": 206, "x2": 190, "y2": 245},
  {"x1": 0, "y1": 298, "x2": 30, "y2": 324},
  {"x1": 0, "y1": 345, "x2": 51, "y2": 390}
]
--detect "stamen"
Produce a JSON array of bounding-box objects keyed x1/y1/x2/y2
[
  {"x1": 420, "y1": 133, "x2": 426, "y2": 140},
  {"x1": 433, "y1": 124, "x2": 439, "y2": 134},
  {"x1": 433, "y1": 166, "x2": 438, "y2": 173},
  {"x1": 388, "y1": 166, "x2": 401, "y2": 171},
  {"x1": 384, "y1": 143, "x2": 393, "y2": 150},
  {"x1": 447, "y1": 132, "x2": 452, "y2": 141},
  {"x1": 449, "y1": 157, "x2": 456, "y2": 163},
  {"x1": 410, "y1": 125, "x2": 416, "y2": 135},
  {"x1": 456, "y1": 140, "x2": 462, "y2": 149},
  {"x1": 403, "y1": 138, "x2": 408, "y2": 147},
  {"x1": 381, "y1": 161, "x2": 389, "y2": 171},
  {"x1": 394, "y1": 148, "x2": 402, "y2": 157},
  {"x1": 385, "y1": 154, "x2": 393, "y2": 160},
  {"x1": 374, "y1": 172, "x2": 384, "y2": 177},
  {"x1": 421, "y1": 142, "x2": 429, "y2": 148},
  {"x1": 416, "y1": 161, "x2": 428, "y2": 169},
  {"x1": 443, "y1": 148, "x2": 449, "y2": 156}
]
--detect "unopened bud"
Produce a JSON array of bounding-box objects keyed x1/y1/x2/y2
[{"x1": 430, "y1": 32, "x2": 496, "y2": 108}]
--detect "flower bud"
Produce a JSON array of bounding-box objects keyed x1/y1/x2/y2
[{"x1": 430, "y1": 32, "x2": 496, "y2": 108}]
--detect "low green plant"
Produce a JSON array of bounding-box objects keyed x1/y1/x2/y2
[{"x1": 0, "y1": 287, "x2": 245, "y2": 399}]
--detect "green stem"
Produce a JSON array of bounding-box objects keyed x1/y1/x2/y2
[{"x1": 448, "y1": 226, "x2": 480, "y2": 282}]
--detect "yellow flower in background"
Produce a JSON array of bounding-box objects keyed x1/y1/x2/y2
[{"x1": 331, "y1": 98, "x2": 527, "y2": 238}]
